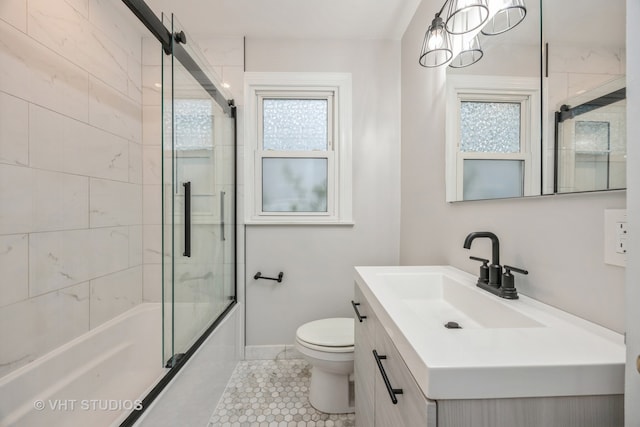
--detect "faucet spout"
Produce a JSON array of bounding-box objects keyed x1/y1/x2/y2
[
  {"x1": 464, "y1": 231, "x2": 501, "y2": 286},
  {"x1": 463, "y1": 231, "x2": 500, "y2": 266}
]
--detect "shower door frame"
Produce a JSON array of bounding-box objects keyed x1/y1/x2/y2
[{"x1": 120, "y1": 1, "x2": 237, "y2": 425}]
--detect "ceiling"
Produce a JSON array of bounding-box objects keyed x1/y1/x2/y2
[{"x1": 143, "y1": 0, "x2": 423, "y2": 40}]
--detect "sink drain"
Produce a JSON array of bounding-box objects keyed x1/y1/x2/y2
[{"x1": 444, "y1": 321, "x2": 462, "y2": 329}]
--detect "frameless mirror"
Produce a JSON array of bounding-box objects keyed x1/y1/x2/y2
[
  {"x1": 444, "y1": 0, "x2": 626, "y2": 202},
  {"x1": 543, "y1": 0, "x2": 626, "y2": 194}
]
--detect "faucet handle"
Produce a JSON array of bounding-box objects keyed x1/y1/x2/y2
[
  {"x1": 504, "y1": 265, "x2": 528, "y2": 276},
  {"x1": 500, "y1": 265, "x2": 528, "y2": 300},
  {"x1": 469, "y1": 256, "x2": 490, "y2": 284}
]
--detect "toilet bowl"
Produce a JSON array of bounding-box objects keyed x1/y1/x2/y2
[{"x1": 295, "y1": 317, "x2": 355, "y2": 414}]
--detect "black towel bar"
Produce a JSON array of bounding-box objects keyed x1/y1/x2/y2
[{"x1": 253, "y1": 272, "x2": 284, "y2": 283}]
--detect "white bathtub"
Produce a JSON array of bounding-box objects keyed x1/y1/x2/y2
[{"x1": 0, "y1": 303, "x2": 166, "y2": 427}]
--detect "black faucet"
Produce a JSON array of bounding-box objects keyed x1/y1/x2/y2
[
  {"x1": 463, "y1": 231, "x2": 501, "y2": 286},
  {"x1": 463, "y1": 232, "x2": 527, "y2": 300}
]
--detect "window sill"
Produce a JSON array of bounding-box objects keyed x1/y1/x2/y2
[{"x1": 244, "y1": 219, "x2": 355, "y2": 226}]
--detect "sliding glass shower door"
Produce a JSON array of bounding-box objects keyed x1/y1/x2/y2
[{"x1": 162, "y1": 14, "x2": 236, "y2": 367}]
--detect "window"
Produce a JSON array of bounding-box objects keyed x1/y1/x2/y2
[
  {"x1": 174, "y1": 99, "x2": 213, "y2": 150},
  {"x1": 446, "y1": 75, "x2": 540, "y2": 201},
  {"x1": 245, "y1": 73, "x2": 353, "y2": 224}
]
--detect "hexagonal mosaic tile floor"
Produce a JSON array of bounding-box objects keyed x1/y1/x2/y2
[{"x1": 208, "y1": 359, "x2": 356, "y2": 427}]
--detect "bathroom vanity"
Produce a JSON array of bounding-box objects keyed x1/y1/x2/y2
[{"x1": 352, "y1": 266, "x2": 624, "y2": 427}]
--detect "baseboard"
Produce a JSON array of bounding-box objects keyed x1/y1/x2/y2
[{"x1": 244, "y1": 344, "x2": 302, "y2": 360}]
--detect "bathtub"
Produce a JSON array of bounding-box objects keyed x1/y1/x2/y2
[{"x1": 0, "y1": 303, "x2": 166, "y2": 427}]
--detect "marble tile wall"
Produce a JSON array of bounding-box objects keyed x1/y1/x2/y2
[
  {"x1": 141, "y1": 37, "x2": 163, "y2": 303},
  {"x1": 0, "y1": 0, "x2": 144, "y2": 378}
]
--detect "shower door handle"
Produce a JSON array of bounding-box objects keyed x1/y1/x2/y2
[
  {"x1": 183, "y1": 181, "x2": 191, "y2": 257},
  {"x1": 220, "y1": 190, "x2": 226, "y2": 241}
]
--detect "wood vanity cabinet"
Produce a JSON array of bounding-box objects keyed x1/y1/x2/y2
[
  {"x1": 353, "y1": 282, "x2": 623, "y2": 427},
  {"x1": 353, "y1": 285, "x2": 436, "y2": 427}
]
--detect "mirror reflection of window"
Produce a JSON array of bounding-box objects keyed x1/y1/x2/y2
[
  {"x1": 463, "y1": 159, "x2": 524, "y2": 200},
  {"x1": 460, "y1": 101, "x2": 521, "y2": 153},
  {"x1": 459, "y1": 101, "x2": 524, "y2": 200}
]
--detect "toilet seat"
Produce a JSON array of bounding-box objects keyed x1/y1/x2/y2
[{"x1": 296, "y1": 318, "x2": 354, "y2": 353}]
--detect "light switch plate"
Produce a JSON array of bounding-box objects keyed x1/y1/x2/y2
[{"x1": 604, "y1": 209, "x2": 626, "y2": 267}]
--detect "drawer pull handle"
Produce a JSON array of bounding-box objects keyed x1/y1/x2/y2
[
  {"x1": 373, "y1": 350, "x2": 403, "y2": 404},
  {"x1": 351, "y1": 301, "x2": 367, "y2": 322}
]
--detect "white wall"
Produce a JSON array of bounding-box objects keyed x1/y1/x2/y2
[
  {"x1": 0, "y1": 0, "x2": 145, "y2": 378},
  {"x1": 244, "y1": 38, "x2": 402, "y2": 346},
  {"x1": 400, "y1": 0, "x2": 625, "y2": 333},
  {"x1": 625, "y1": 0, "x2": 640, "y2": 423}
]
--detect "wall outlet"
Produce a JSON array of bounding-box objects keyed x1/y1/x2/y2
[
  {"x1": 616, "y1": 222, "x2": 628, "y2": 254},
  {"x1": 605, "y1": 209, "x2": 627, "y2": 267}
]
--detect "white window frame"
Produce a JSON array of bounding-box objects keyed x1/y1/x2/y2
[
  {"x1": 244, "y1": 72, "x2": 353, "y2": 224},
  {"x1": 445, "y1": 75, "x2": 541, "y2": 202}
]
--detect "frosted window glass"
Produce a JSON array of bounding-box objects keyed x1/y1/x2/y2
[
  {"x1": 263, "y1": 99, "x2": 328, "y2": 151},
  {"x1": 460, "y1": 102, "x2": 520, "y2": 153},
  {"x1": 463, "y1": 159, "x2": 524, "y2": 200},
  {"x1": 262, "y1": 158, "x2": 327, "y2": 212},
  {"x1": 575, "y1": 121, "x2": 609, "y2": 152},
  {"x1": 174, "y1": 99, "x2": 213, "y2": 150}
]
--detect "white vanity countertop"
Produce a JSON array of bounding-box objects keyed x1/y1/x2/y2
[{"x1": 354, "y1": 265, "x2": 625, "y2": 400}]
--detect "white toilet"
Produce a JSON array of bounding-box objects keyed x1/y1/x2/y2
[{"x1": 295, "y1": 317, "x2": 355, "y2": 414}]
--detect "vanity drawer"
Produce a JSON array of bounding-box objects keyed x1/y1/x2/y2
[
  {"x1": 354, "y1": 284, "x2": 377, "y2": 427},
  {"x1": 352, "y1": 286, "x2": 375, "y2": 344},
  {"x1": 373, "y1": 327, "x2": 436, "y2": 427}
]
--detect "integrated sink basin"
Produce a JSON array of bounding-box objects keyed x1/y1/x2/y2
[
  {"x1": 380, "y1": 272, "x2": 542, "y2": 329},
  {"x1": 355, "y1": 266, "x2": 625, "y2": 400}
]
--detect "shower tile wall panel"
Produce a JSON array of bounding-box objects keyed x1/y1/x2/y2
[
  {"x1": 0, "y1": 282, "x2": 90, "y2": 379},
  {"x1": 142, "y1": 104, "x2": 161, "y2": 142},
  {"x1": 0, "y1": 22, "x2": 89, "y2": 122},
  {"x1": 0, "y1": 234, "x2": 28, "y2": 308},
  {"x1": 129, "y1": 140, "x2": 144, "y2": 184},
  {"x1": 129, "y1": 224, "x2": 144, "y2": 267},
  {"x1": 89, "y1": 76, "x2": 142, "y2": 143},
  {"x1": 89, "y1": 266, "x2": 143, "y2": 329},
  {"x1": 199, "y1": 37, "x2": 244, "y2": 106},
  {"x1": 143, "y1": 263, "x2": 162, "y2": 303},
  {"x1": 28, "y1": 227, "x2": 131, "y2": 297},
  {"x1": 0, "y1": 92, "x2": 28, "y2": 166},
  {"x1": 0, "y1": 0, "x2": 27, "y2": 32},
  {"x1": 141, "y1": 37, "x2": 164, "y2": 303},
  {"x1": 29, "y1": 104, "x2": 131, "y2": 182},
  {"x1": 0, "y1": 1, "x2": 144, "y2": 378},
  {"x1": 0, "y1": 164, "x2": 89, "y2": 234},
  {"x1": 90, "y1": 178, "x2": 143, "y2": 227}
]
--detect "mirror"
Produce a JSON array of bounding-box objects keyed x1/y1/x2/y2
[
  {"x1": 543, "y1": 0, "x2": 626, "y2": 194},
  {"x1": 444, "y1": 0, "x2": 626, "y2": 202}
]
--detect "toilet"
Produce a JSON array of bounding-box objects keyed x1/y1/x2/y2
[{"x1": 295, "y1": 318, "x2": 355, "y2": 414}]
